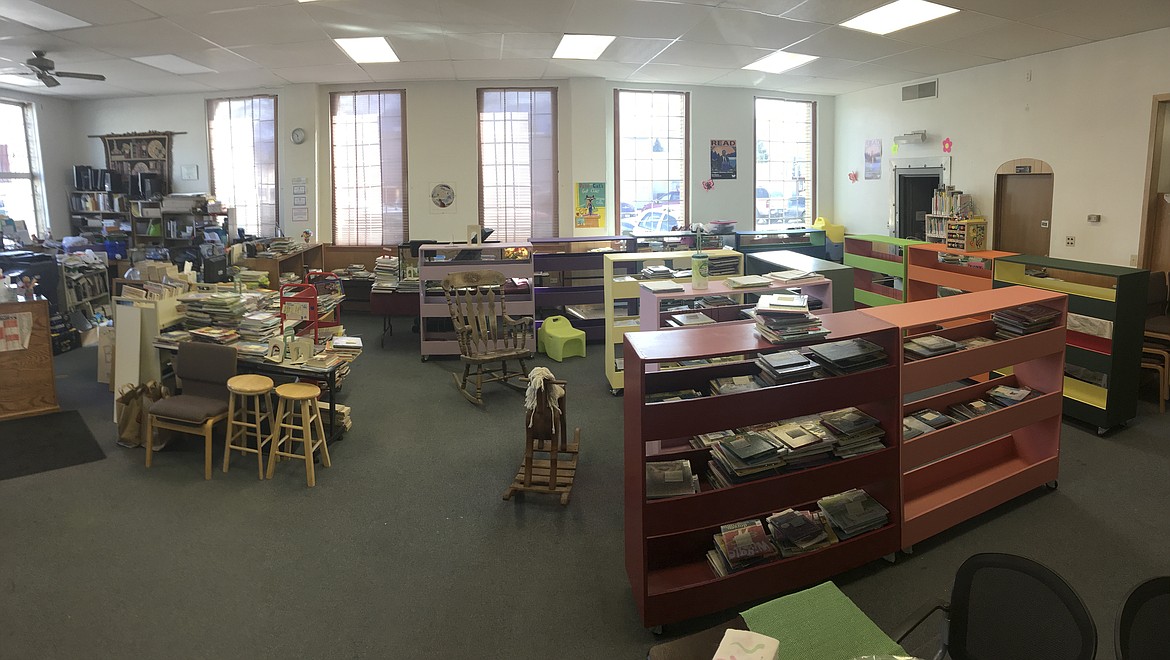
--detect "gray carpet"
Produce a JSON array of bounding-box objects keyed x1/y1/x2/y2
[{"x1": 0, "y1": 311, "x2": 1167, "y2": 659}]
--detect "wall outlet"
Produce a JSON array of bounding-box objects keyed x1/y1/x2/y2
[
  {"x1": 1087, "y1": 214, "x2": 1101, "y2": 223},
  {"x1": 1065, "y1": 236, "x2": 1076, "y2": 247}
]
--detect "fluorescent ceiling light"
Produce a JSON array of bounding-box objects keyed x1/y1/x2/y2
[
  {"x1": 334, "y1": 37, "x2": 399, "y2": 63},
  {"x1": 0, "y1": 73, "x2": 40, "y2": 87},
  {"x1": 0, "y1": 0, "x2": 89, "y2": 30},
  {"x1": 132, "y1": 54, "x2": 215, "y2": 75},
  {"x1": 553, "y1": 34, "x2": 615, "y2": 60},
  {"x1": 743, "y1": 51, "x2": 818, "y2": 75},
  {"x1": 841, "y1": 0, "x2": 959, "y2": 35}
]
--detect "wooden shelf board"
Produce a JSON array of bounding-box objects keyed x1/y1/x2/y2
[
  {"x1": 907, "y1": 264, "x2": 992, "y2": 292},
  {"x1": 1066, "y1": 330, "x2": 1112, "y2": 355},
  {"x1": 902, "y1": 392, "x2": 1062, "y2": 470},
  {"x1": 854, "y1": 289, "x2": 901, "y2": 308},
  {"x1": 1063, "y1": 376, "x2": 1107, "y2": 409},
  {"x1": 900, "y1": 326, "x2": 1065, "y2": 393},
  {"x1": 844, "y1": 253, "x2": 904, "y2": 278},
  {"x1": 861, "y1": 286, "x2": 1065, "y2": 329}
]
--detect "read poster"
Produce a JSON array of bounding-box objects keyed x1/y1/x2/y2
[
  {"x1": 710, "y1": 139, "x2": 737, "y2": 179},
  {"x1": 575, "y1": 182, "x2": 605, "y2": 228}
]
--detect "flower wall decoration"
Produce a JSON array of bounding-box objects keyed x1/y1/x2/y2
[
  {"x1": 701, "y1": 179, "x2": 714, "y2": 191},
  {"x1": 942, "y1": 137, "x2": 953, "y2": 153},
  {"x1": 848, "y1": 171, "x2": 859, "y2": 183}
]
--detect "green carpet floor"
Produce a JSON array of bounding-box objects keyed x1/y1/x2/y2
[{"x1": 1, "y1": 311, "x2": 1168, "y2": 659}]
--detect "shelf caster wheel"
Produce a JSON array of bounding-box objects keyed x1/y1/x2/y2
[
  {"x1": 883, "y1": 553, "x2": 897, "y2": 564},
  {"x1": 610, "y1": 388, "x2": 623, "y2": 396},
  {"x1": 649, "y1": 625, "x2": 663, "y2": 636},
  {"x1": 1046, "y1": 480, "x2": 1059, "y2": 490},
  {"x1": 421, "y1": 356, "x2": 428, "y2": 362}
]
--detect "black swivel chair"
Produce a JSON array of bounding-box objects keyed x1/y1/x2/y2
[
  {"x1": 894, "y1": 552, "x2": 1097, "y2": 660},
  {"x1": 1116, "y1": 576, "x2": 1170, "y2": 660}
]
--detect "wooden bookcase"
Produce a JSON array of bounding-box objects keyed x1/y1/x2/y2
[
  {"x1": 530, "y1": 236, "x2": 635, "y2": 342},
  {"x1": 905, "y1": 244, "x2": 1017, "y2": 302},
  {"x1": 843, "y1": 235, "x2": 924, "y2": 308},
  {"x1": 418, "y1": 242, "x2": 534, "y2": 359},
  {"x1": 637, "y1": 276, "x2": 835, "y2": 332},
  {"x1": 237, "y1": 243, "x2": 325, "y2": 288},
  {"x1": 623, "y1": 312, "x2": 903, "y2": 628},
  {"x1": 746, "y1": 250, "x2": 854, "y2": 313},
  {"x1": 993, "y1": 255, "x2": 1148, "y2": 432},
  {"x1": 859, "y1": 286, "x2": 1067, "y2": 550},
  {"x1": 602, "y1": 249, "x2": 742, "y2": 394}
]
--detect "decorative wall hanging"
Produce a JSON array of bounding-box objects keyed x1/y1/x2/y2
[
  {"x1": 701, "y1": 179, "x2": 714, "y2": 191},
  {"x1": 864, "y1": 139, "x2": 882, "y2": 180},
  {"x1": 574, "y1": 182, "x2": 605, "y2": 228},
  {"x1": 848, "y1": 171, "x2": 859, "y2": 183},
  {"x1": 710, "y1": 140, "x2": 737, "y2": 179},
  {"x1": 891, "y1": 143, "x2": 899, "y2": 155},
  {"x1": 97, "y1": 131, "x2": 178, "y2": 196},
  {"x1": 942, "y1": 137, "x2": 953, "y2": 153}
]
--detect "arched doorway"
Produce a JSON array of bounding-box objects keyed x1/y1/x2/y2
[{"x1": 993, "y1": 159, "x2": 1054, "y2": 255}]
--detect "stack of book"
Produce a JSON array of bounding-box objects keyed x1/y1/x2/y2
[
  {"x1": 695, "y1": 295, "x2": 737, "y2": 309},
  {"x1": 177, "y1": 292, "x2": 247, "y2": 330},
  {"x1": 764, "y1": 269, "x2": 820, "y2": 284},
  {"x1": 188, "y1": 326, "x2": 240, "y2": 344},
  {"x1": 752, "y1": 294, "x2": 827, "y2": 344},
  {"x1": 948, "y1": 398, "x2": 1002, "y2": 420},
  {"x1": 754, "y1": 350, "x2": 822, "y2": 386},
  {"x1": 318, "y1": 401, "x2": 353, "y2": 431},
  {"x1": 153, "y1": 329, "x2": 191, "y2": 350},
  {"x1": 903, "y1": 334, "x2": 960, "y2": 359},
  {"x1": 766, "y1": 508, "x2": 837, "y2": 557},
  {"x1": 238, "y1": 311, "x2": 281, "y2": 342},
  {"x1": 708, "y1": 255, "x2": 739, "y2": 276},
  {"x1": 328, "y1": 335, "x2": 363, "y2": 359},
  {"x1": 818, "y1": 489, "x2": 890, "y2": 539},
  {"x1": 991, "y1": 304, "x2": 1061, "y2": 339},
  {"x1": 667, "y1": 311, "x2": 716, "y2": 327},
  {"x1": 986, "y1": 384, "x2": 1036, "y2": 407},
  {"x1": 645, "y1": 459, "x2": 699, "y2": 499},
  {"x1": 640, "y1": 280, "x2": 684, "y2": 294},
  {"x1": 707, "y1": 519, "x2": 780, "y2": 576},
  {"x1": 640, "y1": 265, "x2": 674, "y2": 279},
  {"x1": 709, "y1": 374, "x2": 764, "y2": 395},
  {"x1": 724, "y1": 274, "x2": 772, "y2": 288},
  {"x1": 768, "y1": 420, "x2": 836, "y2": 468},
  {"x1": 820, "y1": 407, "x2": 886, "y2": 458},
  {"x1": 807, "y1": 338, "x2": 888, "y2": 375},
  {"x1": 904, "y1": 409, "x2": 955, "y2": 437},
  {"x1": 373, "y1": 255, "x2": 399, "y2": 291},
  {"x1": 235, "y1": 269, "x2": 270, "y2": 289},
  {"x1": 646, "y1": 388, "x2": 703, "y2": 403},
  {"x1": 234, "y1": 341, "x2": 270, "y2": 358},
  {"x1": 708, "y1": 432, "x2": 788, "y2": 486}
]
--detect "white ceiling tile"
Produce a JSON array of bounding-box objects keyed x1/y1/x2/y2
[
  {"x1": 787, "y1": 27, "x2": 915, "y2": 61},
  {"x1": 566, "y1": 0, "x2": 712, "y2": 39},
  {"x1": 57, "y1": 18, "x2": 214, "y2": 57},
  {"x1": 943, "y1": 0, "x2": 1078, "y2": 21},
  {"x1": 870, "y1": 47, "x2": 1000, "y2": 75},
  {"x1": 273, "y1": 63, "x2": 372, "y2": 84},
  {"x1": 386, "y1": 33, "x2": 451, "y2": 61},
  {"x1": 444, "y1": 33, "x2": 502, "y2": 60},
  {"x1": 652, "y1": 40, "x2": 775, "y2": 68},
  {"x1": 628, "y1": 62, "x2": 728, "y2": 85},
  {"x1": 131, "y1": 0, "x2": 299, "y2": 17},
  {"x1": 945, "y1": 22, "x2": 1088, "y2": 60},
  {"x1": 32, "y1": 0, "x2": 158, "y2": 25},
  {"x1": 833, "y1": 62, "x2": 924, "y2": 84},
  {"x1": 718, "y1": 0, "x2": 806, "y2": 17},
  {"x1": 233, "y1": 40, "x2": 348, "y2": 69},
  {"x1": 0, "y1": 33, "x2": 116, "y2": 64},
  {"x1": 437, "y1": 0, "x2": 573, "y2": 32},
  {"x1": 783, "y1": 77, "x2": 875, "y2": 94},
  {"x1": 501, "y1": 33, "x2": 559, "y2": 59},
  {"x1": 170, "y1": 5, "x2": 328, "y2": 48},
  {"x1": 542, "y1": 59, "x2": 637, "y2": 79},
  {"x1": 706, "y1": 68, "x2": 812, "y2": 90},
  {"x1": 117, "y1": 76, "x2": 216, "y2": 95},
  {"x1": 300, "y1": 0, "x2": 444, "y2": 30},
  {"x1": 362, "y1": 60, "x2": 457, "y2": 81},
  {"x1": 452, "y1": 58, "x2": 547, "y2": 80},
  {"x1": 0, "y1": 17, "x2": 37, "y2": 38},
  {"x1": 600, "y1": 37, "x2": 673, "y2": 65},
  {"x1": 184, "y1": 68, "x2": 287, "y2": 90},
  {"x1": 787, "y1": 57, "x2": 865, "y2": 77},
  {"x1": 177, "y1": 47, "x2": 261, "y2": 73},
  {"x1": 1024, "y1": 0, "x2": 1170, "y2": 41},
  {"x1": 318, "y1": 20, "x2": 445, "y2": 40},
  {"x1": 685, "y1": 9, "x2": 827, "y2": 49},
  {"x1": 889, "y1": 11, "x2": 1009, "y2": 46},
  {"x1": 781, "y1": 0, "x2": 888, "y2": 25}
]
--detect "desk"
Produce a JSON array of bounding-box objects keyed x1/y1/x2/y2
[
  {"x1": 237, "y1": 244, "x2": 324, "y2": 286},
  {"x1": 369, "y1": 289, "x2": 421, "y2": 347},
  {"x1": 158, "y1": 346, "x2": 344, "y2": 442}
]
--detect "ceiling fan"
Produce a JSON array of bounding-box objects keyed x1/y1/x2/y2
[{"x1": 10, "y1": 50, "x2": 106, "y2": 88}]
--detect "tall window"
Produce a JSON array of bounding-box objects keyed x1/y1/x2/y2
[
  {"x1": 478, "y1": 88, "x2": 557, "y2": 241},
  {"x1": 755, "y1": 98, "x2": 815, "y2": 229},
  {"x1": 330, "y1": 90, "x2": 407, "y2": 246},
  {"x1": 615, "y1": 90, "x2": 688, "y2": 230},
  {"x1": 208, "y1": 95, "x2": 277, "y2": 237},
  {"x1": 0, "y1": 101, "x2": 43, "y2": 236}
]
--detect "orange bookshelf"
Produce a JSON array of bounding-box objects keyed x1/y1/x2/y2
[{"x1": 905, "y1": 243, "x2": 1017, "y2": 302}]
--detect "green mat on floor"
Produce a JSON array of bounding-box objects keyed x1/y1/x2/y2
[{"x1": 741, "y1": 582, "x2": 908, "y2": 660}]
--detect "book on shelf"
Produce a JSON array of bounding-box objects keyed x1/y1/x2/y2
[
  {"x1": 724, "y1": 274, "x2": 773, "y2": 288},
  {"x1": 807, "y1": 338, "x2": 887, "y2": 375},
  {"x1": 640, "y1": 280, "x2": 684, "y2": 293},
  {"x1": 695, "y1": 295, "x2": 737, "y2": 308},
  {"x1": 904, "y1": 334, "x2": 961, "y2": 359},
  {"x1": 948, "y1": 398, "x2": 1002, "y2": 420},
  {"x1": 957, "y1": 336, "x2": 998, "y2": 350},
  {"x1": 755, "y1": 293, "x2": 809, "y2": 317},
  {"x1": 709, "y1": 374, "x2": 764, "y2": 395},
  {"x1": 723, "y1": 432, "x2": 782, "y2": 462},
  {"x1": 717, "y1": 519, "x2": 779, "y2": 565},
  {"x1": 646, "y1": 388, "x2": 703, "y2": 403},
  {"x1": 767, "y1": 508, "x2": 829, "y2": 550},
  {"x1": 986, "y1": 385, "x2": 1036, "y2": 407},
  {"x1": 764, "y1": 269, "x2": 819, "y2": 283},
  {"x1": 992, "y1": 304, "x2": 1060, "y2": 339},
  {"x1": 902, "y1": 416, "x2": 936, "y2": 439},
  {"x1": 909, "y1": 408, "x2": 955, "y2": 430},
  {"x1": 690, "y1": 428, "x2": 737, "y2": 449},
  {"x1": 645, "y1": 460, "x2": 699, "y2": 499},
  {"x1": 668, "y1": 311, "x2": 716, "y2": 327},
  {"x1": 820, "y1": 407, "x2": 881, "y2": 436},
  {"x1": 639, "y1": 265, "x2": 675, "y2": 279},
  {"x1": 817, "y1": 489, "x2": 889, "y2": 539}
]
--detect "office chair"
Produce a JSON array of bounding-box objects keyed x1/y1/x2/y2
[
  {"x1": 893, "y1": 552, "x2": 1097, "y2": 660},
  {"x1": 1115, "y1": 576, "x2": 1170, "y2": 660}
]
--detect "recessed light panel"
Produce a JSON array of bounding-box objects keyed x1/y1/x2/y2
[
  {"x1": 132, "y1": 55, "x2": 215, "y2": 75},
  {"x1": 552, "y1": 34, "x2": 616, "y2": 60},
  {"x1": 743, "y1": 51, "x2": 818, "y2": 75},
  {"x1": 0, "y1": 0, "x2": 89, "y2": 30},
  {"x1": 334, "y1": 37, "x2": 399, "y2": 63},
  {"x1": 840, "y1": 0, "x2": 959, "y2": 35}
]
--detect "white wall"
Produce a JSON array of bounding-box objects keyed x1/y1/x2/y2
[{"x1": 834, "y1": 27, "x2": 1170, "y2": 266}]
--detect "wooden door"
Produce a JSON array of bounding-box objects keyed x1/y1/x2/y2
[
  {"x1": 994, "y1": 173, "x2": 1054, "y2": 255},
  {"x1": 1149, "y1": 194, "x2": 1170, "y2": 272}
]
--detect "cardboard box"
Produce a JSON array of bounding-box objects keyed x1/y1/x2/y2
[{"x1": 97, "y1": 324, "x2": 115, "y2": 386}]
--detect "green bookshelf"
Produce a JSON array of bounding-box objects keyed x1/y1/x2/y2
[{"x1": 843, "y1": 235, "x2": 925, "y2": 308}]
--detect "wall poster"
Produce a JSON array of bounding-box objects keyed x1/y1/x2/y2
[
  {"x1": 710, "y1": 140, "x2": 737, "y2": 179},
  {"x1": 575, "y1": 182, "x2": 605, "y2": 228},
  {"x1": 864, "y1": 138, "x2": 882, "y2": 180}
]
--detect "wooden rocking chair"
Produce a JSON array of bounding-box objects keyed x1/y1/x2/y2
[
  {"x1": 442, "y1": 270, "x2": 535, "y2": 405},
  {"x1": 503, "y1": 372, "x2": 579, "y2": 505}
]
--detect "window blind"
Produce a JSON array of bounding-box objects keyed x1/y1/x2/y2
[
  {"x1": 754, "y1": 98, "x2": 816, "y2": 229},
  {"x1": 207, "y1": 95, "x2": 278, "y2": 237},
  {"x1": 478, "y1": 88, "x2": 557, "y2": 241},
  {"x1": 330, "y1": 90, "x2": 407, "y2": 246}
]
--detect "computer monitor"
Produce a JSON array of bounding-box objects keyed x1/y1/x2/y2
[{"x1": 455, "y1": 227, "x2": 495, "y2": 261}]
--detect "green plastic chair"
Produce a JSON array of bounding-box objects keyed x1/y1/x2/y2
[{"x1": 537, "y1": 315, "x2": 586, "y2": 362}]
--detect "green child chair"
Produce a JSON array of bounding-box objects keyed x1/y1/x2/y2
[{"x1": 537, "y1": 315, "x2": 586, "y2": 362}]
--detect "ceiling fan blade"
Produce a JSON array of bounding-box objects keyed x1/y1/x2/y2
[
  {"x1": 54, "y1": 71, "x2": 105, "y2": 81},
  {"x1": 36, "y1": 71, "x2": 60, "y2": 88}
]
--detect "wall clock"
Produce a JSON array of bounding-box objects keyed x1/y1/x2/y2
[
  {"x1": 431, "y1": 183, "x2": 455, "y2": 208},
  {"x1": 290, "y1": 127, "x2": 306, "y2": 145}
]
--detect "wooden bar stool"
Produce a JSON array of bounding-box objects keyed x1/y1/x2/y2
[
  {"x1": 266, "y1": 382, "x2": 331, "y2": 487},
  {"x1": 224, "y1": 374, "x2": 275, "y2": 479}
]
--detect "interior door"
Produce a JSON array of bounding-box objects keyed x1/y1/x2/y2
[{"x1": 994, "y1": 173, "x2": 1054, "y2": 255}]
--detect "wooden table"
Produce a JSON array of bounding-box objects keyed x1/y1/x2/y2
[{"x1": 369, "y1": 289, "x2": 421, "y2": 347}]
